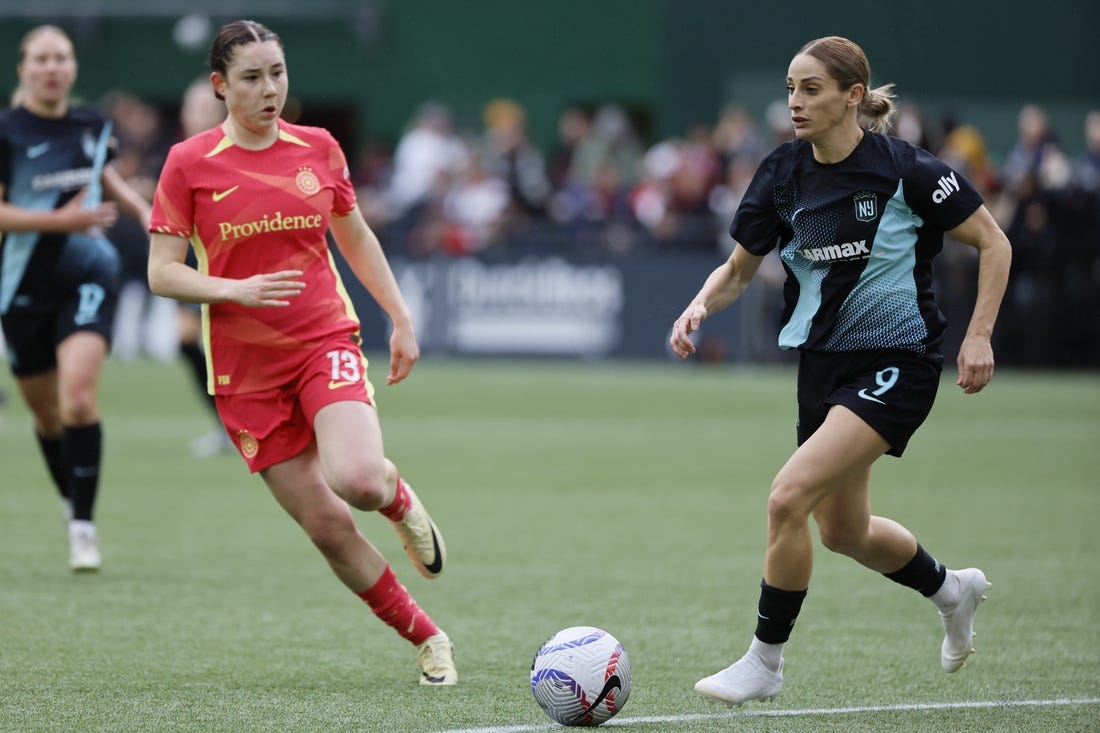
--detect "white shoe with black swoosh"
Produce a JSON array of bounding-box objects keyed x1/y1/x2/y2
[{"x1": 391, "y1": 484, "x2": 446, "y2": 579}]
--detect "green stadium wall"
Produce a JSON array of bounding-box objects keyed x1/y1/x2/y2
[{"x1": 0, "y1": 0, "x2": 1096, "y2": 162}]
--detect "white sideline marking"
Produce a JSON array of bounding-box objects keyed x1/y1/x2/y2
[{"x1": 432, "y1": 698, "x2": 1100, "y2": 733}]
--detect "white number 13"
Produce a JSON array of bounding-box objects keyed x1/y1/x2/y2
[{"x1": 326, "y1": 349, "x2": 361, "y2": 382}]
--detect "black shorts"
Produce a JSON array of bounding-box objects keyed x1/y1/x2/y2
[
  {"x1": 1, "y1": 274, "x2": 118, "y2": 377},
  {"x1": 796, "y1": 349, "x2": 942, "y2": 457}
]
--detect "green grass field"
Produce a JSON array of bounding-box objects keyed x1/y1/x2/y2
[{"x1": 1, "y1": 357, "x2": 1098, "y2": 732}]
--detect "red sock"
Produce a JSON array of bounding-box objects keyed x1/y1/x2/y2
[
  {"x1": 356, "y1": 565, "x2": 438, "y2": 645},
  {"x1": 378, "y1": 475, "x2": 411, "y2": 521}
]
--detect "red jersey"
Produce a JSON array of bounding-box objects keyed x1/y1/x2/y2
[{"x1": 150, "y1": 121, "x2": 360, "y2": 395}]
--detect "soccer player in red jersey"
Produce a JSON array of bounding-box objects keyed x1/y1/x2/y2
[{"x1": 147, "y1": 20, "x2": 456, "y2": 686}]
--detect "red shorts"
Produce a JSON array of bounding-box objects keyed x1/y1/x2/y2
[{"x1": 215, "y1": 341, "x2": 375, "y2": 472}]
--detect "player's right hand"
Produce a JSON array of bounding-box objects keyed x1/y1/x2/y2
[
  {"x1": 57, "y1": 190, "x2": 118, "y2": 233},
  {"x1": 670, "y1": 303, "x2": 707, "y2": 359},
  {"x1": 234, "y1": 270, "x2": 306, "y2": 308}
]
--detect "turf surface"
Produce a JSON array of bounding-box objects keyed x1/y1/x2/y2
[{"x1": 1, "y1": 357, "x2": 1097, "y2": 731}]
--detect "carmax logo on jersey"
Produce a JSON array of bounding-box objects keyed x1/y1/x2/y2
[
  {"x1": 218, "y1": 211, "x2": 323, "y2": 241},
  {"x1": 798, "y1": 239, "x2": 870, "y2": 263}
]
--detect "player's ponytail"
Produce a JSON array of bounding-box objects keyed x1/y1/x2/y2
[{"x1": 860, "y1": 83, "x2": 897, "y2": 134}]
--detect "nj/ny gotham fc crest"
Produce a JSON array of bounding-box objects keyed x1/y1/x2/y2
[{"x1": 853, "y1": 191, "x2": 878, "y2": 222}]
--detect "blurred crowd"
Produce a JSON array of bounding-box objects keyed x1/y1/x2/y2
[{"x1": 95, "y1": 93, "x2": 1100, "y2": 367}]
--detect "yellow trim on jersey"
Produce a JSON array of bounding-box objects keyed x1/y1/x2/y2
[
  {"x1": 190, "y1": 232, "x2": 216, "y2": 395},
  {"x1": 278, "y1": 129, "x2": 311, "y2": 147},
  {"x1": 204, "y1": 135, "x2": 235, "y2": 158}
]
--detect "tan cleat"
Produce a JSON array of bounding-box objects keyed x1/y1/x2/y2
[
  {"x1": 418, "y1": 632, "x2": 457, "y2": 686},
  {"x1": 390, "y1": 484, "x2": 446, "y2": 579}
]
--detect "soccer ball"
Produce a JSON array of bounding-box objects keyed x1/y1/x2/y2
[{"x1": 530, "y1": 626, "x2": 632, "y2": 727}]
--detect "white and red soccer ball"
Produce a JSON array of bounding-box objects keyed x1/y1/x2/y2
[{"x1": 530, "y1": 626, "x2": 633, "y2": 726}]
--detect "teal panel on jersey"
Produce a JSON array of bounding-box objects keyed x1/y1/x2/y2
[{"x1": 824, "y1": 181, "x2": 927, "y2": 351}]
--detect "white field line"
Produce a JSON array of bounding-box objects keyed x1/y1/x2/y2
[{"x1": 432, "y1": 697, "x2": 1100, "y2": 733}]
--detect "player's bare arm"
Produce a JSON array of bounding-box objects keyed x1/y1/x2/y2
[
  {"x1": 670, "y1": 244, "x2": 764, "y2": 358},
  {"x1": 102, "y1": 165, "x2": 152, "y2": 231},
  {"x1": 946, "y1": 206, "x2": 1012, "y2": 394},
  {"x1": 148, "y1": 231, "x2": 304, "y2": 308},
  {"x1": 0, "y1": 184, "x2": 115, "y2": 233},
  {"x1": 329, "y1": 208, "x2": 419, "y2": 384}
]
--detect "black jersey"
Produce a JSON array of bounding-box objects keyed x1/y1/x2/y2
[
  {"x1": 0, "y1": 106, "x2": 118, "y2": 317},
  {"x1": 731, "y1": 132, "x2": 982, "y2": 362}
]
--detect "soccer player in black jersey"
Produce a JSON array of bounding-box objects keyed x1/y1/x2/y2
[
  {"x1": 670, "y1": 36, "x2": 1011, "y2": 705},
  {"x1": 0, "y1": 26, "x2": 151, "y2": 571}
]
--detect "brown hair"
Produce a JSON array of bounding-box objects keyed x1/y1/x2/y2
[
  {"x1": 209, "y1": 20, "x2": 283, "y2": 101},
  {"x1": 798, "y1": 36, "x2": 896, "y2": 134}
]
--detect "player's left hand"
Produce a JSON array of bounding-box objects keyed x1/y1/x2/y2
[
  {"x1": 956, "y1": 334, "x2": 994, "y2": 394},
  {"x1": 670, "y1": 303, "x2": 707, "y2": 359},
  {"x1": 387, "y1": 321, "x2": 419, "y2": 385}
]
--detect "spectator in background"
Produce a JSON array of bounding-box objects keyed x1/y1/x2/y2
[
  {"x1": 386, "y1": 101, "x2": 468, "y2": 253},
  {"x1": 1073, "y1": 110, "x2": 1100, "y2": 194},
  {"x1": 764, "y1": 98, "x2": 796, "y2": 147},
  {"x1": 569, "y1": 103, "x2": 644, "y2": 191},
  {"x1": 890, "y1": 102, "x2": 943, "y2": 154},
  {"x1": 479, "y1": 98, "x2": 551, "y2": 220},
  {"x1": 1064, "y1": 110, "x2": 1100, "y2": 365},
  {"x1": 712, "y1": 104, "x2": 764, "y2": 166},
  {"x1": 351, "y1": 138, "x2": 394, "y2": 231},
  {"x1": 439, "y1": 150, "x2": 510, "y2": 255},
  {"x1": 104, "y1": 91, "x2": 176, "y2": 364},
  {"x1": 551, "y1": 104, "x2": 643, "y2": 252},
  {"x1": 997, "y1": 103, "x2": 1081, "y2": 366},
  {"x1": 940, "y1": 124, "x2": 1000, "y2": 197},
  {"x1": 632, "y1": 126, "x2": 721, "y2": 251},
  {"x1": 1001, "y1": 104, "x2": 1059, "y2": 196},
  {"x1": 548, "y1": 104, "x2": 590, "y2": 191}
]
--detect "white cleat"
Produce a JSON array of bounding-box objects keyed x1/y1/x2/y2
[
  {"x1": 68, "y1": 521, "x2": 102, "y2": 573},
  {"x1": 417, "y1": 632, "x2": 458, "y2": 686},
  {"x1": 940, "y1": 568, "x2": 990, "y2": 672},
  {"x1": 390, "y1": 484, "x2": 446, "y2": 579},
  {"x1": 695, "y1": 654, "x2": 783, "y2": 705}
]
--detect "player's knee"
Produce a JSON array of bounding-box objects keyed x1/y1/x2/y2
[
  {"x1": 58, "y1": 387, "x2": 98, "y2": 425},
  {"x1": 328, "y1": 460, "x2": 388, "y2": 511},
  {"x1": 766, "y1": 476, "x2": 813, "y2": 528}
]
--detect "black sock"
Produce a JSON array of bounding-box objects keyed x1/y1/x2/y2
[
  {"x1": 180, "y1": 341, "x2": 217, "y2": 417},
  {"x1": 754, "y1": 579, "x2": 808, "y2": 644},
  {"x1": 63, "y1": 423, "x2": 102, "y2": 522},
  {"x1": 883, "y1": 544, "x2": 947, "y2": 597},
  {"x1": 35, "y1": 432, "x2": 68, "y2": 500}
]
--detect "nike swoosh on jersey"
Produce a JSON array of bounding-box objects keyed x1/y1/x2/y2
[
  {"x1": 857, "y1": 389, "x2": 886, "y2": 405},
  {"x1": 27, "y1": 142, "x2": 50, "y2": 158},
  {"x1": 328, "y1": 380, "x2": 358, "y2": 390},
  {"x1": 212, "y1": 185, "x2": 240, "y2": 202}
]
